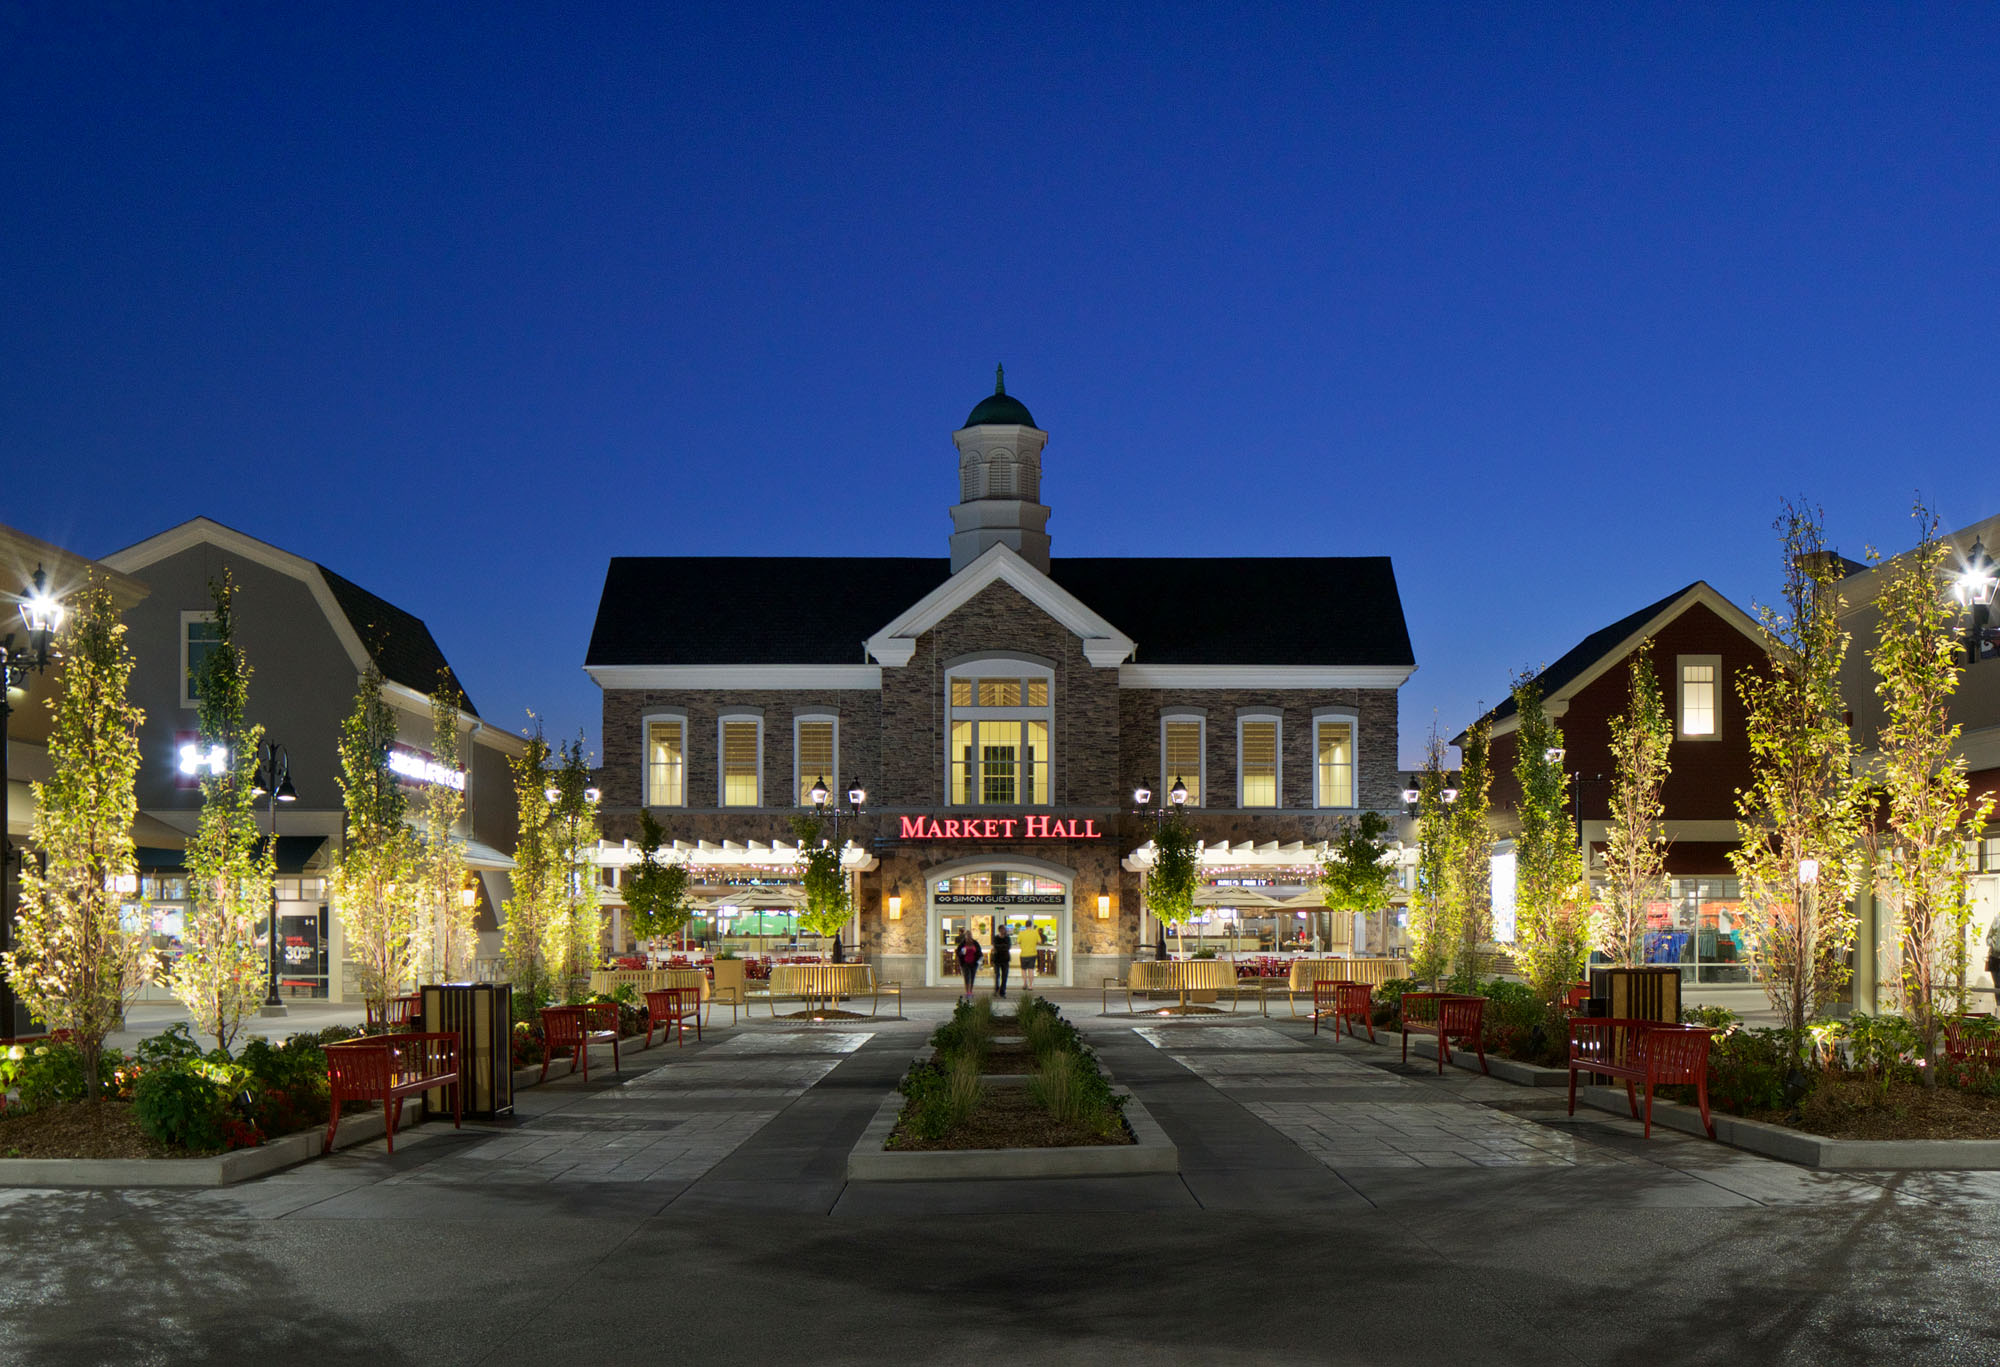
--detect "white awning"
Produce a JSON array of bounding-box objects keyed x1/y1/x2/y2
[{"x1": 592, "y1": 837, "x2": 878, "y2": 874}]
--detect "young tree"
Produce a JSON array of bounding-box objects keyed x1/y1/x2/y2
[
  {"x1": 545, "y1": 738, "x2": 602, "y2": 988},
  {"x1": 1319, "y1": 810, "x2": 1398, "y2": 956},
  {"x1": 501, "y1": 725, "x2": 558, "y2": 1003},
  {"x1": 1447, "y1": 719, "x2": 1494, "y2": 983},
  {"x1": 1730, "y1": 501, "x2": 1869, "y2": 1048},
  {"x1": 1598, "y1": 645, "x2": 1673, "y2": 968},
  {"x1": 1512, "y1": 675, "x2": 1590, "y2": 1019},
  {"x1": 169, "y1": 572, "x2": 275, "y2": 1050},
  {"x1": 1143, "y1": 812, "x2": 1202, "y2": 948},
  {"x1": 4, "y1": 575, "x2": 154, "y2": 1092},
  {"x1": 413, "y1": 678, "x2": 474, "y2": 983},
  {"x1": 791, "y1": 814, "x2": 851, "y2": 951},
  {"x1": 1407, "y1": 731, "x2": 1454, "y2": 985},
  {"x1": 1869, "y1": 505, "x2": 1994, "y2": 1077},
  {"x1": 625, "y1": 809, "x2": 692, "y2": 960},
  {"x1": 331, "y1": 663, "x2": 422, "y2": 1023}
]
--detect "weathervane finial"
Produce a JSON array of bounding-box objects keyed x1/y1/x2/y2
[{"x1": 995, "y1": 363, "x2": 1005, "y2": 396}]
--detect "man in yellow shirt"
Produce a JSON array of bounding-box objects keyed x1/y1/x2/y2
[{"x1": 1018, "y1": 922, "x2": 1041, "y2": 988}]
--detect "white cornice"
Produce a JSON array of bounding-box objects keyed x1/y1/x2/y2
[
  {"x1": 866, "y1": 543, "x2": 1135, "y2": 669},
  {"x1": 1117, "y1": 664, "x2": 1415, "y2": 690},
  {"x1": 586, "y1": 664, "x2": 884, "y2": 691},
  {"x1": 102, "y1": 518, "x2": 372, "y2": 676}
]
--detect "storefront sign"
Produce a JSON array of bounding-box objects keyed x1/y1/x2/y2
[
  {"x1": 936, "y1": 893, "x2": 1066, "y2": 905},
  {"x1": 389, "y1": 745, "x2": 466, "y2": 791},
  {"x1": 898, "y1": 815, "x2": 1101, "y2": 841}
]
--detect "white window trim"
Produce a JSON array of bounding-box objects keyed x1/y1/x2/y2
[
  {"x1": 717, "y1": 713, "x2": 764, "y2": 808},
  {"x1": 1676, "y1": 654, "x2": 1722, "y2": 741},
  {"x1": 641, "y1": 710, "x2": 688, "y2": 807},
  {"x1": 793, "y1": 713, "x2": 839, "y2": 807},
  {"x1": 1236, "y1": 712, "x2": 1283, "y2": 810},
  {"x1": 944, "y1": 659, "x2": 1055, "y2": 807},
  {"x1": 1159, "y1": 711, "x2": 1206, "y2": 808},
  {"x1": 1312, "y1": 708, "x2": 1359, "y2": 810},
  {"x1": 179, "y1": 609, "x2": 216, "y2": 710}
]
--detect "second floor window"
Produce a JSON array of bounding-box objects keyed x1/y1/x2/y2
[
  {"x1": 1163, "y1": 717, "x2": 1203, "y2": 806},
  {"x1": 948, "y1": 668, "x2": 1052, "y2": 805},
  {"x1": 796, "y1": 717, "x2": 836, "y2": 805},
  {"x1": 646, "y1": 719, "x2": 685, "y2": 806},
  {"x1": 1239, "y1": 717, "x2": 1279, "y2": 808},
  {"x1": 721, "y1": 718, "x2": 761, "y2": 807},
  {"x1": 1315, "y1": 718, "x2": 1354, "y2": 808},
  {"x1": 1679, "y1": 656, "x2": 1719, "y2": 738}
]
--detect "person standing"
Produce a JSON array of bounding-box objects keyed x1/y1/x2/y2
[
  {"x1": 992, "y1": 922, "x2": 1013, "y2": 999},
  {"x1": 1986, "y1": 911, "x2": 2000, "y2": 1006},
  {"x1": 955, "y1": 929, "x2": 983, "y2": 1000},
  {"x1": 1018, "y1": 922, "x2": 1040, "y2": 989}
]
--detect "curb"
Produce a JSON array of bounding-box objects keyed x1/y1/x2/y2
[{"x1": 845, "y1": 1087, "x2": 1179, "y2": 1181}]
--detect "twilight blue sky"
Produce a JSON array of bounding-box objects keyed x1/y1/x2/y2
[{"x1": 5, "y1": 5, "x2": 2000, "y2": 769}]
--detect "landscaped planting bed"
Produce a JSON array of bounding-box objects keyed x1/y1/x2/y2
[{"x1": 887, "y1": 997, "x2": 1132, "y2": 1151}]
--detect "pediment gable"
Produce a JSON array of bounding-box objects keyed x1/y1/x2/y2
[{"x1": 866, "y1": 543, "x2": 1134, "y2": 668}]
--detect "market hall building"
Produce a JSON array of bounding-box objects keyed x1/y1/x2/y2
[{"x1": 583, "y1": 376, "x2": 1416, "y2": 988}]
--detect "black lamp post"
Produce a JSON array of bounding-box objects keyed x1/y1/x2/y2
[
  {"x1": 251, "y1": 740, "x2": 298, "y2": 1014},
  {"x1": 1, "y1": 566, "x2": 64, "y2": 1035},
  {"x1": 1955, "y1": 538, "x2": 1999, "y2": 664},
  {"x1": 808, "y1": 776, "x2": 866, "y2": 960},
  {"x1": 1132, "y1": 778, "x2": 1191, "y2": 957}
]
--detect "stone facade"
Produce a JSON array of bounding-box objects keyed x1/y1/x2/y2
[{"x1": 594, "y1": 570, "x2": 1407, "y2": 987}]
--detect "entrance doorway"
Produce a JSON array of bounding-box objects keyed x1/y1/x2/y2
[{"x1": 926, "y1": 861, "x2": 1072, "y2": 989}]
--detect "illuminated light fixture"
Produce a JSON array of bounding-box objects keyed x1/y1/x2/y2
[
  {"x1": 584, "y1": 787, "x2": 601, "y2": 804},
  {"x1": 1545, "y1": 746, "x2": 1565, "y2": 765},
  {"x1": 847, "y1": 780, "x2": 866, "y2": 807},
  {"x1": 178, "y1": 742, "x2": 229, "y2": 777},
  {"x1": 1957, "y1": 539, "x2": 2000, "y2": 608},
  {"x1": 460, "y1": 886, "x2": 478, "y2": 909},
  {"x1": 1168, "y1": 777, "x2": 1188, "y2": 807},
  {"x1": 105, "y1": 872, "x2": 139, "y2": 895},
  {"x1": 1401, "y1": 777, "x2": 1422, "y2": 804},
  {"x1": 808, "y1": 776, "x2": 830, "y2": 807},
  {"x1": 1133, "y1": 783, "x2": 1153, "y2": 806},
  {"x1": 1441, "y1": 786, "x2": 1459, "y2": 803},
  {"x1": 887, "y1": 895, "x2": 902, "y2": 920},
  {"x1": 1798, "y1": 858, "x2": 1820, "y2": 886},
  {"x1": 544, "y1": 786, "x2": 559, "y2": 803},
  {"x1": 1097, "y1": 893, "x2": 1111, "y2": 919},
  {"x1": 18, "y1": 564, "x2": 64, "y2": 636}
]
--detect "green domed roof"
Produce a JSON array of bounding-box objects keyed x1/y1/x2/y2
[{"x1": 964, "y1": 364, "x2": 1036, "y2": 428}]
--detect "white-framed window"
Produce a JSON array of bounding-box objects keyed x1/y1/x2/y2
[
  {"x1": 794, "y1": 715, "x2": 838, "y2": 806},
  {"x1": 643, "y1": 713, "x2": 686, "y2": 807},
  {"x1": 718, "y1": 714, "x2": 763, "y2": 807},
  {"x1": 1160, "y1": 713, "x2": 1204, "y2": 807},
  {"x1": 1314, "y1": 712, "x2": 1356, "y2": 808},
  {"x1": 1678, "y1": 655, "x2": 1721, "y2": 739},
  {"x1": 180, "y1": 610, "x2": 221, "y2": 709},
  {"x1": 1237, "y1": 713, "x2": 1281, "y2": 809},
  {"x1": 946, "y1": 662, "x2": 1053, "y2": 806}
]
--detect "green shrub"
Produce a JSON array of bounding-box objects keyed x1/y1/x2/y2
[
  {"x1": 1703, "y1": 1027, "x2": 1791, "y2": 1114},
  {"x1": 1028, "y1": 1049, "x2": 1126, "y2": 1138},
  {"x1": 929, "y1": 997, "x2": 993, "y2": 1067},
  {"x1": 1681, "y1": 1004, "x2": 1740, "y2": 1031},
  {"x1": 1479, "y1": 978, "x2": 1551, "y2": 1061},
  {"x1": 133, "y1": 1063, "x2": 230, "y2": 1151},
  {"x1": 1374, "y1": 977, "x2": 1422, "y2": 1027},
  {"x1": 16, "y1": 1041, "x2": 92, "y2": 1109},
  {"x1": 894, "y1": 1052, "x2": 983, "y2": 1141},
  {"x1": 136, "y1": 1022, "x2": 205, "y2": 1070}
]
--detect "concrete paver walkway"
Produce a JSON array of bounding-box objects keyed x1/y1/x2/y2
[{"x1": 3, "y1": 989, "x2": 1998, "y2": 1365}]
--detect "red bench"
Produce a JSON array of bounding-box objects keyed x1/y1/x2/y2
[
  {"x1": 644, "y1": 988, "x2": 702, "y2": 1048},
  {"x1": 1945, "y1": 1015, "x2": 2000, "y2": 1072},
  {"x1": 366, "y1": 994, "x2": 422, "y2": 1031},
  {"x1": 1311, "y1": 981, "x2": 1376, "y2": 1043},
  {"x1": 540, "y1": 1003, "x2": 621, "y2": 1082},
  {"x1": 1567, "y1": 1018, "x2": 1716, "y2": 1138},
  {"x1": 1400, "y1": 993, "x2": 1488, "y2": 1074},
  {"x1": 324, "y1": 1032, "x2": 461, "y2": 1154}
]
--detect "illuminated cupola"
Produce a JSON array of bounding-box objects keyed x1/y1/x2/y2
[{"x1": 949, "y1": 364, "x2": 1051, "y2": 574}]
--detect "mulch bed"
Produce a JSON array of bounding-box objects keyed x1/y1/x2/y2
[
  {"x1": 981, "y1": 1045, "x2": 1039, "y2": 1075},
  {"x1": 0, "y1": 1101, "x2": 182, "y2": 1160},
  {"x1": 772, "y1": 1009, "x2": 871, "y2": 1021},
  {"x1": 1743, "y1": 1077, "x2": 2000, "y2": 1141},
  {"x1": 888, "y1": 1086, "x2": 1133, "y2": 1151}
]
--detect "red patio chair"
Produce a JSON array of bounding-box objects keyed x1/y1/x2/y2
[
  {"x1": 643, "y1": 988, "x2": 702, "y2": 1048},
  {"x1": 539, "y1": 1004, "x2": 621, "y2": 1083}
]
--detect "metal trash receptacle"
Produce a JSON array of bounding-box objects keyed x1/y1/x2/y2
[{"x1": 421, "y1": 982, "x2": 514, "y2": 1120}]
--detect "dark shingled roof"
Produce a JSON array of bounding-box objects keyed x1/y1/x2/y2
[
  {"x1": 1462, "y1": 582, "x2": 1701, "y2": 736},
  {"x1": 317, "y1": 566, "x2": 478, "y2": 716},
  {"x1": 586, "y1": 556, "x2": 1414, "y2": 668}
]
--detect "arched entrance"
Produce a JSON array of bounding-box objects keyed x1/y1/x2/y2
[{"x1": 924, "y1": 854, "x2": 1074, "y2": 989}]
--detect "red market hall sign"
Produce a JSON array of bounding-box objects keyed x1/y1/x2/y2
[{"x1": 898, "y1": 815, "x2": 1102, "y2": 841}]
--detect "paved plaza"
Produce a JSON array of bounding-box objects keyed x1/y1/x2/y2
[{"x1": 3, "y1": 994, "x2": 1998, "y2": 1365}]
